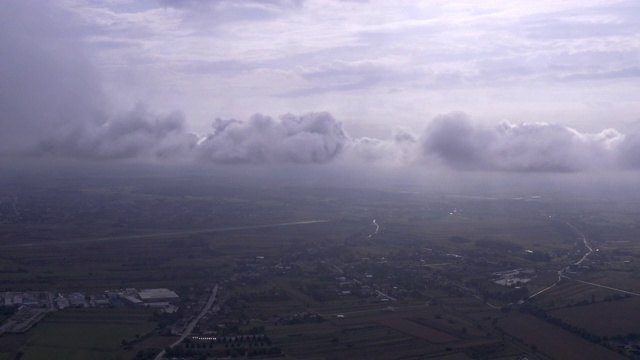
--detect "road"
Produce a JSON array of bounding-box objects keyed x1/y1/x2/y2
[
  {"x1": 154, "y1": 284, "x2": 218, "y2": 360},
  {"x1": 472, "y1": 294, "x2": 501, "y2": 309},
  {"x1": 367, "y1": 219, "x2": 379, "y2": 238},
  {"x1": 375, "y1": 290, "x2": 397, "y2": 301},
  {"x1": 0, "y1": 220, "x2": 329, "y2": 249},
  {"x1": 529, "y1": 221, "x2": 591, "y2": 299},
  {"x1": 559, "y1": 276, "x2": 640, "y2": 296},
  {"x1": 567, "y1": 222, "x2": 593, "y2": 265},
  {"x1": 530, "y1": 222, "x2": 639, "y2": 299},
  {"x1": 529, "y1": 270, "x2": 562, "y2": 299}
]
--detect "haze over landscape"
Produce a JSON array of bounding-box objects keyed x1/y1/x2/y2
[{"x1": 3, "y1": 2, "x2": 640, "y2": 360}]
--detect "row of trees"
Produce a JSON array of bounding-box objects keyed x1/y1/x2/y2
[{"x1": 163, "y1": 344, "x2": 281, "y2": 359}]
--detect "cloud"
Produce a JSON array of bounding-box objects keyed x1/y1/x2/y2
[
  {"x1": 0, "y1": 1, "x2": 104, "y2": 154},
  {"x1": 348, "y1": 127, "x2": 418, "y2": 164},
  {"x1": 2, "y1": 1, "x2": 640, "y2": 174},
  {"x1": 34, "y1": 105, "x2": 198, "y2": 160},
  {"x1": 197, "y1": 112, "x2": 349, "y2": 164},
  {"x1": 0, "y1": 1, "x2": 197, "y2": 161},
  {"x1": 157, "y1": 0, "x2": 302, "y2": 24},
  {"x1": 421, "y1": 112, "x2": 624, "y2": 172},
  {"x1": 616, "y1": 123, "x2": 640, "y2": 169}
]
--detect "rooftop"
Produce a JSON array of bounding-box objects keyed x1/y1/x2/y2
[{"x1": 138, "y1": 288, "x2": 179, "y2": 302}]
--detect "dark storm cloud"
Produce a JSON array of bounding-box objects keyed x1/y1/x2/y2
[
  {"x1": 421, "y1": 112, "x2": 623, "y2": 172},
  {"x1": 197, "y1": 112, "x2": 349, "y2": 164},
  {"x1": 0, "y1": 1, "x2": 103, "y2": 154},
  {"x1": 422, "y1": 113, "x2": 495, "y2": 170},
  {"x1": 0, "y1": 1, "x2": 197, "y2": 161}
]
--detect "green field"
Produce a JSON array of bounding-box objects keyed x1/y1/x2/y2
[{"x1": 15, "y1": 309, "x2": 157, "y2": 360}]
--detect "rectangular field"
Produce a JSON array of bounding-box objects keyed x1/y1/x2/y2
[
  {"x1": 549, "y1": 297, "x2": 640, "y2": 337},
  {"x1": 498, "y1": 314, "x2": 626, "y2": 360},
  {"x1": 20, "y1": 308, "x2": 157, "y2": 360}
]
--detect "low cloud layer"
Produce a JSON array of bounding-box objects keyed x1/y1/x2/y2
[
  {"x1": 6, "y1": 101, "x2": 640, "y2": 173},
  {"x1": 421, "y1": 113, "x2": 625, "y2": 172},
  {"x1": 1, "y1": 1, "x2": 640, "y2": 174},
  {"x1": 33, "y1": 105, "x2": 198, "y2": 161},
  {"x1": 197, "y1": 112, "x2": 348, "y2": 164}
]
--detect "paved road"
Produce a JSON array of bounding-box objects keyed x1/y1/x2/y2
[
  {"x1": 0, "y1": 220, "x2": 329, "y2": 249},
  {"x1": 367, "y1": 219, "x2": 379, "y2": 238},
  {"x1": 154, "y1": 284, "x2": 218, "y2": 360},
  {"x1": 529, "y1": 270, "x2": 563, "y2": 299},
  {"x1": 530, "y1": 222, "x2": 639, "y2": 299},
  {"x1": 567, "y1": 222, "x2": 593, "y2": 265},
  {"x1": 529, "y1": 222, "x2": 590, "y2": 299}
]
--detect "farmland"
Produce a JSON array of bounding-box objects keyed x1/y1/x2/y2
[
  {"x1": 549, "y1": 297, "x2": 640, "y2": 337},
  {"x1": 496, "y1": 314, "x2": 627, "y2": 360},
  {"x1": 7, "y1": 308, "x2": 159, "y2": 360},
  {"x1": 1, "y1": 170, "x2": 640, "y2": 359}
]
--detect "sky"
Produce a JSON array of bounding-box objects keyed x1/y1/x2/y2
[{"x1": 1, "y1": 0, "x2": 640, "y2": 177}]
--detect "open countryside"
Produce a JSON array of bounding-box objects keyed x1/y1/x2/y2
[{"x1": 2, "y1": 175, "x2": 640, "y2": 359}]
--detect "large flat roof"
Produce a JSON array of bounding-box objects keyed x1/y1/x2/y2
[{"x1": 138, "y1": 288, "x2": 179, "y2": 301}]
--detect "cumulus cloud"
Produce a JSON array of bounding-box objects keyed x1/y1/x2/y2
[
  {"x1": 421, "y1": 112, "x2": 625, "y2": 172},
  {"x1": 348, "y1": 127, "x2": 418, "y2": 164},
  {"x1": 616, "y1": 125, "x2": 640, "y2": 169},
  {"x1": 197, "y1": 112, "x2": 348, "y2": 164},
  {"x1": 3, "y1": 1, "x2": 640, "y2": 174},
  {"x1": 34, "y1": 105, "x2": 198, "y2": 160}
]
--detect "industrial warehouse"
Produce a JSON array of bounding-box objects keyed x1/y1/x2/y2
[
  {"x1": 0, "y1": 287, "x2": 181, "y2": 335},
  {"x1": 138, "y1": 288, "x2": 180, "y2": 304}
]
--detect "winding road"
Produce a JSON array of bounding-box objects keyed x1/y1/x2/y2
[
  {"x1": 529, "y1": 222, "x2": 638, "y2": 299},
  {"x1": 154, "y1": 284, "x2": 218, "y2": 360},
  {"x1": 367, "y1": 219, "x2": 379, "y2": 238},
  {"x1": 529, "y1": 222, "x2": 592, "y2": 299}
]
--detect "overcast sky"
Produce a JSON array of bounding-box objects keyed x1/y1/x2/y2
[{"x1": 1, "y1": 0, "x2": 640, "y2": 174}]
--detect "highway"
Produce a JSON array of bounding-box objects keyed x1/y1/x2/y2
[
  {"x1": 0, "y1": 220, "x2": 329, "y2": 249},
  {"x1": 154, "y1": 284, "x2": 218, "y2": 360}
]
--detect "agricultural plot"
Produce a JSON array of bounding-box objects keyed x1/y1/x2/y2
[
  {"x1": 549, "y1": 297, "x2": 640, "y2": 337},
  {"x1": 377, "y1": 317, "x2": 458, "y2": 343},
  {"x1": 532, "y1": 278, "x2": 625, "y2": 309},
  {"x1": 498, "y1": 314, "x2": 627, "y2": 360},
  {"x1": 268, "y1": 321, "x2": 455, "y2": 360},
  {"x1": 18, "y1": 308, "x2": 158, "y2": 360}
]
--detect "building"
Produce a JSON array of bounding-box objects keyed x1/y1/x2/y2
[
  {"x1": 138, "y1": 288, "x2": 180, "y2": 303},
  {"x1": 121, "y1": 295, "x2": 144, "y2": 307},
  {"x1": 68, "y1": 293, "x2": 86, "y2": 308},
  {"x1": 94, "y1": 294, "x2": 110, "y2": 307},
  {"x1": 55, "y1": 295, "x2": 69, "y2": 309}
]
